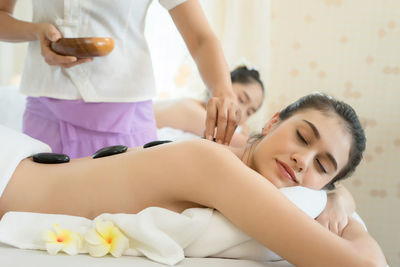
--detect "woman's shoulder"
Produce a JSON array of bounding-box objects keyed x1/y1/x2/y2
[
  {"x1": 140, "y1": 139, "x2": 245, "y2": 172},
  {"x1": 171, "y1": 139, "x2": 242, "y2": 164}
]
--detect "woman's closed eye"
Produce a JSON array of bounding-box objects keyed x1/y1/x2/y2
[
  {"x1": 316, "y1": 159, "x2": 327, "y2": 173},
  {"x1": 296, "y1": 130, "x2": 308, "y2": 145},
  {"x1": 297, "y1": 130, "x2": 328, "y2": 174}
]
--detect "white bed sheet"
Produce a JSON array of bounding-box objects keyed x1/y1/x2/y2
[{"x1": 0, "y1": 243, "x2": 292, "y2": 267}]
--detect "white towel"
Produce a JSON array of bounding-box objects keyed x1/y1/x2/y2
[
  {"x1": 0, "y1": 124, "x2": 51, "y2": 197},
  {"x1": 0, "y1": 187, "x2": 326, "y2": 265},
  {"x1": 157, "y1": 127, "x2": 200, "y2": 142}
]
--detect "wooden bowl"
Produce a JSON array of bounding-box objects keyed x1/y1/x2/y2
[{"x1": 50, "y1": 37, "x2": 114, "y2": 58}]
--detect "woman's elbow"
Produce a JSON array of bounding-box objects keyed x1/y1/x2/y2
[
  {"x1": 349, "y1": 245, "x2": 387, "y2": 267},
  {"x1": 363, "y1": 254, "x2": 387, "y2": 267}
]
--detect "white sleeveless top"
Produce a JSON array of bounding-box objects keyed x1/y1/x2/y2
[{"x1": 19, "y1": 0, "x2": 186, "y2": 102}]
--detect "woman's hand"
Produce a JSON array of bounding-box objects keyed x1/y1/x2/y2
[
  {"x1": 316, "y1": 192, "x2": 349, "y2": 236},
  {"x1": 205, "y1": 94, "x2": 241, "y2": 145},
  {"x1": 169, "y1": 0, "x2": 241, "y2": 145},
  {"x1": 35, "y1": 23, "x2": 93, "y2": 68}
]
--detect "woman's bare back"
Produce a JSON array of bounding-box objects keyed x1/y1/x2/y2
[{"x1": 0, "y1": 141, "x2": 211, "y2": 219}]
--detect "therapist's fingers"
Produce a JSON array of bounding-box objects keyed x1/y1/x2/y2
[
  {"x1": 62, "y1": 58, "x2": 94, "y2": 68},
  {"x1": 44, "y1": 24, "x2": 62, "y2": 43},
  {"x1": 42, "y1": 40, "x2": 91, "y2": 67},
  {"x1": 329, "y1": 222, "x2": 339, "y2": 236},
  {"x1": 337, "y1": 222, "x2": 344, "y2": 237},
  {"x1": 222, "y1": 107, "x2": 241, "y2": 145},
  {"x1": 38, "y1": 23, "x2": 92, "y2": 68},
  {"x1": 337, "y1": 216, "x2": 348, "y2": 236},
  {"x1": 214, "y1": 101, "x2": 228, "y2": 144},
  {"x1": 205, "y1": 96, "x2": 241, "y2": 145},
  {"x1": 42, "y1": 44, "x2": 77, "y2": 66},
  {"x1": 38, "y1": 25, "x2": 77, "y2": 66},
  {"x1": 204, "y1": 98, "x2": 218, "y2": 141},
  {"x1": 217, "y1": 97, "x2": 240, "y2": 145}
]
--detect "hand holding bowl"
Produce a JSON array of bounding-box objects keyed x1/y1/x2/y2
[{"x1": 50, "y1": 37, "x2": 114, "y2": 58}]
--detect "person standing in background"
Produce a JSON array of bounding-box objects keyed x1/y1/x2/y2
[{"x1": 0, "y1": 0, "x2": 240, "y2": 158}]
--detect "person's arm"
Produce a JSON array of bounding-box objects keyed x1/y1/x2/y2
[
  {"x1": 154, "y1": 99, "x2": 207, "y2": 136},
  {"x1": 154, "y1": 99, "x2": 250, "y2": 147},
  {"x1": 0, "y1": 0, "x2": 91, "y2": 68},
  {"x1": 316, "y1": 183, "x2": 356, "y2": 236},
  {"x1": 0, "y1": 0, "x2": 37, "y2": 42},
  {"x1": 175, "y1": 141, "x2": 386, "y2": 267},
  {"x1": 169, "y1": 0, "x2": 241, "y2": 145}
]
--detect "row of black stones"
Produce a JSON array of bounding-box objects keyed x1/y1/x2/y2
[{"x1": 31, "y1": 141, "x2": 172, "y2": 164}]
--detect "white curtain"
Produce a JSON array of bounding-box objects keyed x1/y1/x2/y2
[{"x1": 202, "y1": 0, "x2": 270, "y2": 79}]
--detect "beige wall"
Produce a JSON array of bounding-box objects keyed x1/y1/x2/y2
[{"x1": 268, "y1": 1, "x2": 400, "y2": 266}]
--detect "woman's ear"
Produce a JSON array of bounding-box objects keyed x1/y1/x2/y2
[{"x1": 262, "y1": 112, "x2": 279, "y2": 136}]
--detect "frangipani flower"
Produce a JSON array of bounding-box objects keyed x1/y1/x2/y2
[
  {"x1": 43, "y1": 224, "x2": 82, "y2": 255},
  {"x1": 84, "y1": 221, "x2": 129, "y2": 257}
]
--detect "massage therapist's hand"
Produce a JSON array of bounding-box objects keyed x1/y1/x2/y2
[
  {"x1": 316, "y1": 192, "x2": 349, "y2": 236},
  {"x1": 205, "y1": 93, "x2": 241, "y2": 145},
  {"x1": 35, "y1": 23, "x2": 93, "y2": 68}
]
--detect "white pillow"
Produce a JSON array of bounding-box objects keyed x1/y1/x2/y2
[{"x1": 0, "y1": 85, "x2": 26, "y2": 132}]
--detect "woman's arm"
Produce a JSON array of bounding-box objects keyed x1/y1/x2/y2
[
  {"x1": 341, "y1": 218, "x2": 386, "y2": 266},
  {"x1": 154, "y1": 99, "x2": 250, "y2": 147},
  {"x1": 0, "y1": 0, "x2": 91, "y2": 67},
  {"x1": 154, "y1": 99, "x2": 207, "y2": 136},
  {"x1": 168, "y1": 0, "x2": 240, "y2": 145},
  {"x1": 0, "y1": 0, "x2": 38, "y2": 42},
  {"x1": 317, "y1": 183, "x2": 356, "y2": 235},
  {"x1": 177, "y1": 141, "x2": 386, "y2": 267}
]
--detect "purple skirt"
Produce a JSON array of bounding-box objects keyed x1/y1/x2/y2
[{"x1": 23, "y1": 97, "x2": 157, "y2": 158}]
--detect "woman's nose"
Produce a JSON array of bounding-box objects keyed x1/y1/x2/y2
[{"x1": 291, "y1": 152, "x2": 313, "y2": 173}]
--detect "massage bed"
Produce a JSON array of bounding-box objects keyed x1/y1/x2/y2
[{"x1": 0, "y1": 242, "x2": 291, "y2": 267}]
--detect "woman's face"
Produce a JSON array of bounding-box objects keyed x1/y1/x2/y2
[
  {"x1": 250, "y1": 109, "x2": 352, "y2": 190},
  {"x1": 233, "y1": 82, "x2": 263, "y2": 124}
]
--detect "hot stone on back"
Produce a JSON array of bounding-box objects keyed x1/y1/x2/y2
[
  {"x1": 92, "y1": 145, "x2": 128, "y2": 159},
  {"x1": 143, "y1": 140, "x2": 172, "y2": 148},
  {"x1": 32, "y1": 153, "x2": 70, "y2": 164}
]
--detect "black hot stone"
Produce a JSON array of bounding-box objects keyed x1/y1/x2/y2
[
  {"x1": 32, "y1": 153, "x2": 70, "y2": 164},
  {"x1": 143, "y1": 140, "x2": 172, "y2": 148},
  {"x1": 92, "y1": 145, "x2": 128, "y2": 159}
]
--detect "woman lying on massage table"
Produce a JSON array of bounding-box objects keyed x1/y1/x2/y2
[{"x1": 0, "y1": 93, "x2": 386, "y2": 267}]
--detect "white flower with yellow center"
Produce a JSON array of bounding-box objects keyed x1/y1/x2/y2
[
  {"x1": 43, "y1": 224, "x2": 82, "y2": 255},
  {"x1": 84, "y1": 220, "x2": 129, "y2": 257}
]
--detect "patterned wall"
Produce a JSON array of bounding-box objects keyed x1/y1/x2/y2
[{"x1": 268, "y1": 1, "x2": 400, "y2": 265}]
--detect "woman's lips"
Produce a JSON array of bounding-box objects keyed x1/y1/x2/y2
[{"x1": 276, "y1": 160, "x2": 298, "y2": 183}]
